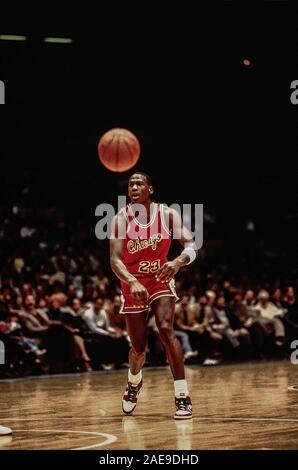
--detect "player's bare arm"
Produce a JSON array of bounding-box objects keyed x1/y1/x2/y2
[
  {"x1": 156, "y1": 207, "x2": 198, "y2": 282},
  {"x1": 110, "y1": 213, "x2": 149, "y2": 307}
]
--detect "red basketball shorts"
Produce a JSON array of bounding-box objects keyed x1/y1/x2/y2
[{"x1": 120, "y1": 276, "x2": 179, "y2": 314}]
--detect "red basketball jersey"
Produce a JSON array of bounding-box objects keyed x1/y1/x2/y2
[{"x1": 120, "y1": 203, "x2": 171, "y2": 277}]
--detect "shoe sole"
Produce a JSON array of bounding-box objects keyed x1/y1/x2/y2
[{"x1": 174, "y1": 414, "x2": 193, "y2": 420}]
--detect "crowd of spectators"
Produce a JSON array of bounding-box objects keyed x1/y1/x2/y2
[{"x1": 0, "y1": 199, "x2": 297, "y2": 378}]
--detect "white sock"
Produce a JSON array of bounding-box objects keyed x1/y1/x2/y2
[
  {"x1": 128, "y1": 369, "x2": 142, "y2": 386},
  {"x1": 174, "y1": 379, "x2": 189, "y2": 398}
]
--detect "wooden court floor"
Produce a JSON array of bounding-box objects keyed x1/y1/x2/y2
[{"x1": 0, "y1": 360, "x2": 298, "y2": 450}]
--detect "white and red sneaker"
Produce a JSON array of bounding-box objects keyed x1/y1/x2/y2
[
  {"x1": 174, "y1": 396, "x2": 192, "y2": 419},
  {"x1": 122, "y1": 379, "x2": 143, "y2": 415}
]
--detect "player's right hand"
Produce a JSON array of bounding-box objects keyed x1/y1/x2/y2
[{"x1": 130, "y1": 280, "x2": 149, "y2": 308}]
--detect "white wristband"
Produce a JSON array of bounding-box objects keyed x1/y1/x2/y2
[{"x1": 181, "y1": 247, "x2": 197, "y2": 265}]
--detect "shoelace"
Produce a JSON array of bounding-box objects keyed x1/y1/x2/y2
[
  {"x1": 176, "y1": 399, "x2": 188, "y2": 410},
  {"x1": 127, "y1": 383, "x2": 139, "y2": 401}
]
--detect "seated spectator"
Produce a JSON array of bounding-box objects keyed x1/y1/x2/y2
[
  {"x1": 5, "y1": 311, "x2": 45, "y2": 356},
  {"x1": 230, "y1": 292, "x2": 265, "y2": 359},
  {"x1": 83, "y1": 297, "x2": 128, "y2": 369},
  {"x1": 282, "y1": 286, "x2": 298, "y2": 343},
  {"x1": 255, "y1": 290, "x2": 286, "y2": 347},
  {"x1": 47, "y1": 294, "x2": 92, "y2": 371},
  {"x1": 185, "y1": 293, "x2": 226, "y2": 365},
  {"x1": 272, "y1": 288, "x2": 284, "y2": 310},
  {"x1": 174, "y1": 294, "x2": 201, "y2": 356},
  {"x1": 175, "y1": 294, "x2": 217, "y2": 363},
  {"x1": 71, "y1": 298, "x2": 86, "y2": 317},
  {"x1": 83, "y1": 297, "x2": 111, "y2": 336},
  {"x1": 243, "y1": 290, "x2": 258, "y2": 312},
  {"x1": 173, "y1": 315, "x2": 198, "y2": 362},
  {"x1": 213, "y1": 295, "x2": 250, "y2": 352},
  {"x1": 0, "y1": 309, "x2": 46, "y2": 376},
  {"x1": 20, "y1": 294, "x2": 53, "y2": 336},
  {"x1": 20, "y1": 294, "x2": 89, "y2": 373}
]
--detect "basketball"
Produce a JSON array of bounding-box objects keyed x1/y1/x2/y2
[{"x1": 97, "y1": 128, "x2": 140, "y2": 172}]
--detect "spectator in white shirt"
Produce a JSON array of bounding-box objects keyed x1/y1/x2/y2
[{"x1": 255, "y1": 290, "x2": 285, "y2": 346}]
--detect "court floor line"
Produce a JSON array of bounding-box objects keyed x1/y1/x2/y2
[{"x1": 9, "y1": 429, "x2": 117, "y2": 450}]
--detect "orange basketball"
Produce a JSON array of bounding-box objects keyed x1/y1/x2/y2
[{"x1": 97, "y1": 128, "x2": 140, "y2": 172}]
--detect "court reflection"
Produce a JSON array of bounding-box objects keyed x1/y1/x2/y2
[
  {"x1": 174, "y1": 419, "x2": 193, "y2": 450},
  {"x1": 122, "y1": 416, "x2": 194, "y2": 450},
  {"x1": 122, "y1": 416, "x2": 145, "y2": 450},
  {"x1": 0, "y1": 435, "x2": 13, "y2": 447}
]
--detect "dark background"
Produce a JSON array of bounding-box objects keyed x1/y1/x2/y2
[{"x1": 0, "y1": 2, "x2": 297, "y2": 272}]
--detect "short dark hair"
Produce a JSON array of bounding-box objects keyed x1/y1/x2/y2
[{"x1": 129, "y1": 172, "x2": 153, "y2": 186}]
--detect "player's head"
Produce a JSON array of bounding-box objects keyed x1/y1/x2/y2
[{"x1": 128, "y1": 172, "x2": 154, "y2": 204}]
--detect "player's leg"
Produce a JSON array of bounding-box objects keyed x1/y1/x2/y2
[
  {"x1": 125, "y1": 311, "x2": 149, "y2": 375},
  {"x1": 151, "y1": 296, "x2": 192, "y2": 419},
  {"x1": 122, "y1": 311, "x2": 148, "y2": 414},
  {"x1": 151, "y1": 296, "x2": 184, "y2": 378}
]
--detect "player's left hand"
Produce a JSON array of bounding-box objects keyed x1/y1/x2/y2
[{"x1": 156, "y1": 261, "x2": 181, "y2": 282}]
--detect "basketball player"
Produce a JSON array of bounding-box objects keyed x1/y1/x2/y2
[
  {"x1": 0, "y1": 425, "x2": 12, "y2": 435},
  {"x1": 110, "y1": 172, "x2": 198, "y2": 419}
]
